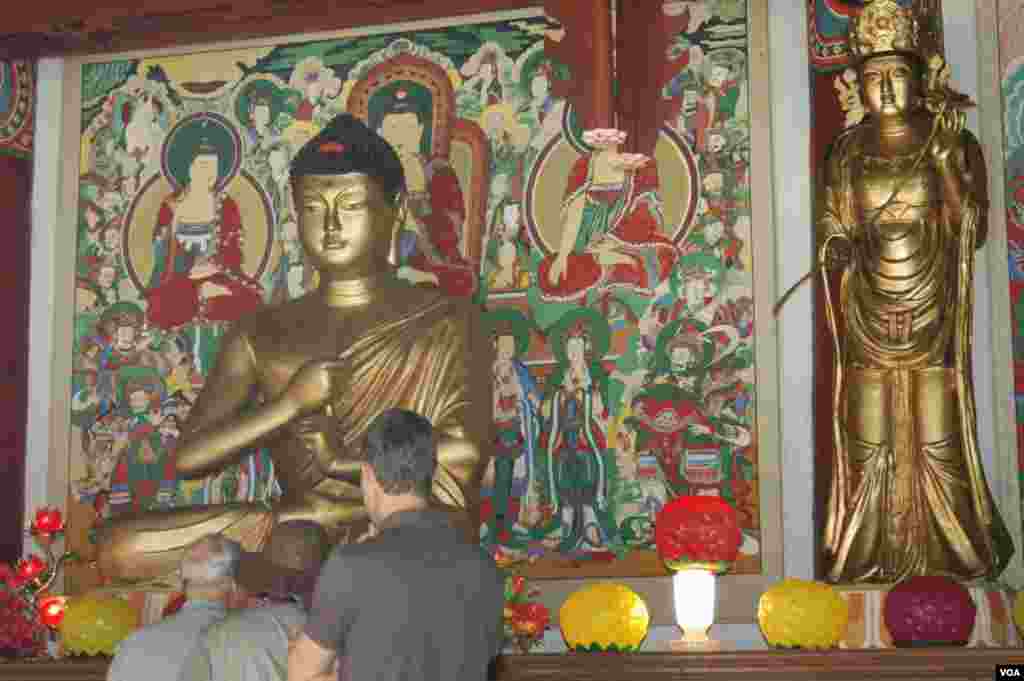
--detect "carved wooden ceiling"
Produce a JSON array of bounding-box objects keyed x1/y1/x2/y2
[{"x1": 0, "y1": 0, "x2": 534, "y2": 59}]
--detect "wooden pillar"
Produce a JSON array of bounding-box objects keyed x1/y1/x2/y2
[{"x1": 0, "y1": 59, "x2": 36, "y2": 563}]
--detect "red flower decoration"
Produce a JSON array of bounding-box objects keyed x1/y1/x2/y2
[
  {"x1": 16, "y1": 555, "x2": 47, "y2": 582},
  {"x1": 654, "y1": 495, "x2": 742, "y2": 571},
  {"x1": 1, "y1": 562, "x2": 28, "y2": 590},
  {"x1": 509, "y1": 601, "x2": 550, "y2": 637},
  {"x1": 510, "y1": 576, "x2": 526, "y2": 597},
  {"x1": 37, "y1": 595, "x2": 67, "y2": 629},
  {"x1": 31, "y1": 507, "x2": 65, "y2": 538}
]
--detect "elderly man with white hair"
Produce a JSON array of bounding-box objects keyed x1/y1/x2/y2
[{"x1": 108, "y1": 534, "x2": 242, "y2": 681}]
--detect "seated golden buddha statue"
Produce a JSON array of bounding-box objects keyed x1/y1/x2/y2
[
  {"x1": 818, "y1": 0, "x2": 1013, "y2": 582},
  {"x1": 96, "y1": 113, "x2": 493, "y2": 582}
]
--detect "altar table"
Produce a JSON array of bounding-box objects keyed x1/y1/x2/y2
[
  {"x1": 4, "y1": 648, "x2": 1024, "y2": 681},
  {"x1": 493, "y1": 648, "x2": 1024, "y2": 681}
]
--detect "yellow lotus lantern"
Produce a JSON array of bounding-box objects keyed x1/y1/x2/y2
[
  {"x1": 58, "y1": 594, "x2": 138, "y2": 656},
  {"x1": 559, "y1": 582, "x2": 650, "y2": 652},
  {"x1": 757, "y1": 578, "x2": 848, "y2": 649}
]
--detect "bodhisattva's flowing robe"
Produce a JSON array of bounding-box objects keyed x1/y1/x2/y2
[{"x1": 818, "y1": 123, "x2": 1013, "y2": 583}]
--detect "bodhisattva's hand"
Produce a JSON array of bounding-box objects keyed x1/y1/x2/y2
[
  {"x1": 285, "y1": 359, "x2": 341, "y2": 415},
  {"x1": 929, "y1": 126, "x2": 960, "y2": 170},
  {"x1": 824, "y1": 238, "x2": 853, "y2": 269}
]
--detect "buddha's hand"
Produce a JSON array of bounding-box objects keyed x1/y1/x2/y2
[
  {"x1": 285, "y1": 359, "x2": 342, "y2": 415},
  {"x1": 548, "y1": 251, "x2": 569, "y2": 285}
]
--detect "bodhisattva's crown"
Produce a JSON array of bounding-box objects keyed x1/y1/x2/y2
[{"x1": 849, "y1": 0, "x2": 919, "y2": 59}]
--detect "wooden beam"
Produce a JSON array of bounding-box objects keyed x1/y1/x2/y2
[{"x1": 0, "y1": 0, "x2": 538, "y2": 59}]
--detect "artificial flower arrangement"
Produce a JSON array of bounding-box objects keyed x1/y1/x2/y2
[
  {"x1": 0, "y1": 508, "x2": 76, "y2": 658},
  {"x1": 503, "y1": 573, "x2": 551, "y2": 653},
  {"x1": 494, "y1": 548, "x2": 550, "y2": 654}
]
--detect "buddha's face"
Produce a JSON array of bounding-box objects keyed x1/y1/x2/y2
[
  {"x1": 860, "y1": 54, "x2": 916, "y2": 119},
  {"x1": 293, "y1": 173, "x2": 395, "y2": 277},
  {"x1": 378, "y1": 111, "x2": 424, "y2": 157},
  {"x1": 189, "y1": 153, "x2": 219, "y2": 191}
]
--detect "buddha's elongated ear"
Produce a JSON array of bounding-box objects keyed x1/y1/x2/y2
[{"x1": 387, "y1": 191, "x2": 408, "y2": 267}]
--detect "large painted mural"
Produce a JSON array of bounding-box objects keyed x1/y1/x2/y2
[{"x1": 68, "y1": 2, "x2": 762, "y2": 577}]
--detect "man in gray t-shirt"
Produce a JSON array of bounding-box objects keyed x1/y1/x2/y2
[{"x1": 289, "y1": 409, "x2": 505, "y2": 681}]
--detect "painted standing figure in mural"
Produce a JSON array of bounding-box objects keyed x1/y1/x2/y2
[
  {"x1": 485, "y1": 309, "x2": 542, "y2": 543},
  {"x1": 539, "y1": 129, "x2": 678, "y2": 302},
  {"x1": 818, "y1": 0, "x2": 1013, "y2": 581},
  {"x1": 107, "y1": 367, "x2": 177, "y2": 512},
  {"x1": 542, "y1": 309, "x2": 620, "y2": 553},
  {"x1": 145, "y1": 115, "x2": 264, "y2": 330}
]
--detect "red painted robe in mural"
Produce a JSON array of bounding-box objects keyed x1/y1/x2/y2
[
  {"x1": 404, "y1": 159, "x2": 476, "y2": 297},
  {"x1": 145, "y1": 195, "x2": 264, "y2": 329},
  {"x1": 538, "y1": 157, "x2": 678, "y2": 301}
]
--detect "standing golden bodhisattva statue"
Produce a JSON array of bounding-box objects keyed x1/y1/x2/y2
[
  {"x1": 818, "y1": 0, "x2": 1013, "y2": 582},
  {"x1": 96, "y1": 114, "x2": 492, "y2": 582}
]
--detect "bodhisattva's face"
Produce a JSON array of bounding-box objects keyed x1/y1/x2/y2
[
  {"x1": 860, "y1": 55, "x2": 916, "y2": 119},
  {"x1": 293, "y1": 173, "x2": 396, "y2": 278}
]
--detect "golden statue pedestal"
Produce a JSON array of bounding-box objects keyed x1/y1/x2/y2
[{"x1": 834, "y1": 583, "x2": 1020, "y2": 649}]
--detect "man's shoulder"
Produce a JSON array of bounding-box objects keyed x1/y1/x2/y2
[{"x1": 206, "y1": 603, "x2": 305, "y2": 638}]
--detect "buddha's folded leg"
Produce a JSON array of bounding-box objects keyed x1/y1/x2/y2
[{"x1": 95, "y1": 503, "x2": 274, "y2": 583}]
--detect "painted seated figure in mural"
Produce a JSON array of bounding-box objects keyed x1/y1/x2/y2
[
  {"x1": 539, "y1": 129, "x2": 679, "y2": 302},
  {"x1": 95, "y1": 113, "x2": 491, "y2": 582},
  {"x1": 145, "y1": 115, "x2": 264, "y2": 330},
  {"x1": 366, "y1": 81, "x2": 475, "y2": 296}
]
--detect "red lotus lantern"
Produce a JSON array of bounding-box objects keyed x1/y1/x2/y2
[
  {"x1": 30, "y1": 508, "x2": 65, "y2": 539},
  {"x1": 16, "y1": 555, "x2": 47, "y2": 582},
  {"x1": 654, "y1": 495, "x2": 742, "y2": 573},
  {"x1": 37, "y1": 595, "x2": 67, "y2": 629},
  {"x1": 883, "y1": 576, "x2": 976, "y2": 646}
]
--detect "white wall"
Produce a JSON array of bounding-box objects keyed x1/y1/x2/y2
[{"x1": 22, "y1": 1, "x2": 994, "y2": 650}]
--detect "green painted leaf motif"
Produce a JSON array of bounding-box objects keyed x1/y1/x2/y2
[{"x1": 81, "y1": 61, "x2": 136, "y2": 105}]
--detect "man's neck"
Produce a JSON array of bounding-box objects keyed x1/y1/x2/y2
[
  {"x1": 319, "y1": 270, "x2": 398, "y2": 308},
  {"x1": 376, "y1": 496, "x2": 430, "y2": 527}
]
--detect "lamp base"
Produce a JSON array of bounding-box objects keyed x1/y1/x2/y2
[{"x1": 669, "y1": 637, "x2": 721, "y2": 652}]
